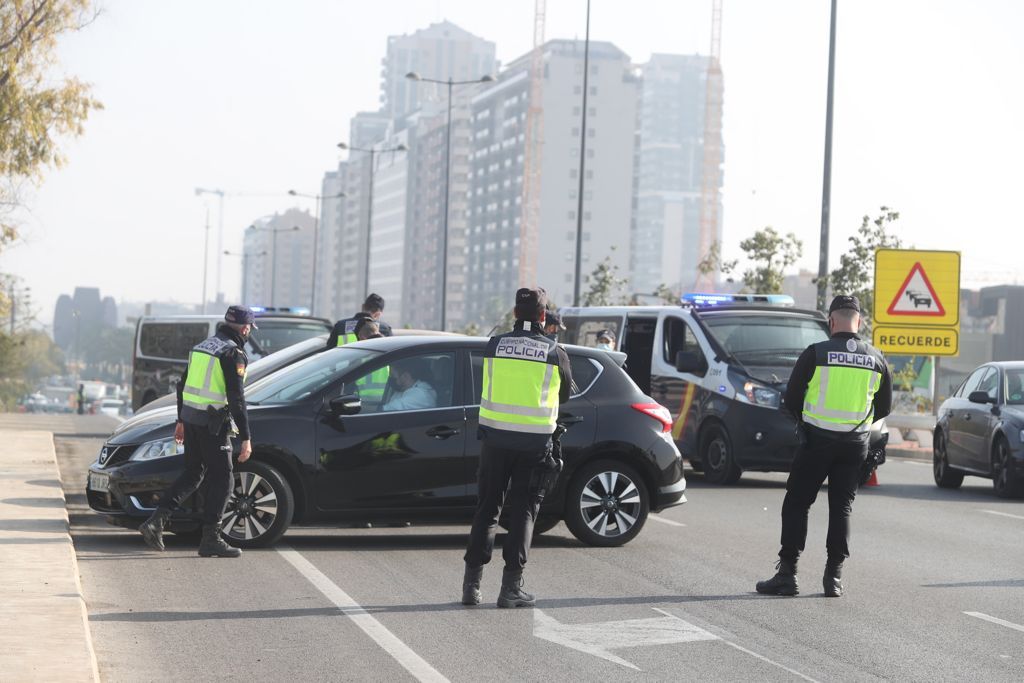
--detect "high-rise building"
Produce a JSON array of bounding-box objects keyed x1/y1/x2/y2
[
  {"x1": 465, "y1": 40, "x2": 638, "y2": 326},
  {"x1": 632, "y1": 54, "x2": 723, "y2": 295},
  {"x1": 242, "y1": 208, "x2": 315, "y2": 310},
  {"x1": 314, "y1": 167, "x2": 348, "y2": 320},
  {"x1": 381, "y1": 21, "x2": 497, "y2": 121}
]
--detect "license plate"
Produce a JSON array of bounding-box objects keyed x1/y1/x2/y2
[{"x1": 88, "y1": 472, "x2": 109, "y2": 492}]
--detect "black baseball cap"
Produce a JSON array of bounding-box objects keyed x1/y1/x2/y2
[
  {"x1": 828, "y1": 295, "x2": 861, "y2": 314},
  {"x1": 546, "y1": 310, "x2": 565, "y2": 330},
  {"x1": 596, "y1": 329, "x2": 614, "y2": 342},
  {"x1": 515, "y1": 287, "x2": 547, "y2": 309},
  {"x1": 225, "y1": 305, "x2": 258, "y2": 328},
  {"x1": 363, "y1": 293, "x2": 385, "y2": 311}
]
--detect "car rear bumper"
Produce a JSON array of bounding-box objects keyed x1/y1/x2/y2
[{"x1": 654, "y1": 477, "x2": 686, "y2": 510}]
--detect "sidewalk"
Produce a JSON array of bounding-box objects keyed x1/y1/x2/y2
[{"x1": 0, "y1": 429, "x2": 99, "y2": 682}]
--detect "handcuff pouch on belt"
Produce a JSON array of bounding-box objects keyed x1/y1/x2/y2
[
  {"x1": 530, "y1": 425, "x2": 567, "y2": 499},
  {"x1": 206, "y1": 405, "x2": 237, "y2": 437}
]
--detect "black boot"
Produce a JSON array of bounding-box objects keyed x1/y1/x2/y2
[
  {"x1": 823, "y1": 559, "x2": 844, "y2": 597},
  {"x1": 756, "y1": 558, "x2": 799, "y2": 596},
  {"x1": 462, "y1": 565, "x2": 484, "y2": 606},
  {"x1": 497, "y1": 570, "x2": 535, "y2": 608},
  {"x1": 198, "y1": 523, "x2": 241, "y2": 558},
  {"x1": 139, "y1": 508, "x2": 171, "y2": 551}
]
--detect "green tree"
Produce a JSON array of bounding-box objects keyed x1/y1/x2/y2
[
  {"x1": 821, "y1": 207, "x2": 903, "y2": 330},
  {"x1": 582, "y1": 250, "x2": 629, "y2": 307},
  {"x1": 696, "y1": 240, "x2": 738, "y2": 282},
  {"x1": 737, "y1": 227, "x2": 803, "y2": 294},
  {"x1": 1, "y1": 0, "x2": 102, "y2": 249}
]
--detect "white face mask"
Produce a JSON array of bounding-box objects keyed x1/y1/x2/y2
[{"x1": 596, "y1": 343, "x2": 612, "y2": 351}]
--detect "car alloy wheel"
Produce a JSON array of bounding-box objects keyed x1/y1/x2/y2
[
  {"x1": 933, "y1": 431, "x2": 963, "y2": 489},
  {"x1": 222, "y1": 461, "x2": 294, "y2": 548},
  {"x1": 991, "y1": 438, "x2": 1022, "y2": 499},
  {"x1": 564, "y1": 459, "x2": 649, "y2": 547}
]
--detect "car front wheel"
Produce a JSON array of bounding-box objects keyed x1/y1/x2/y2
[
  {"x1": 564, "y1": 459, "x2": 649, "y2": 547},
  {"x1": 933, "y1": 431, "x2": 964, "y2": 489},
  {"x1": 222, "y1": 460, "x2": 295, "y2": 548},
  {"x1": 701, "y1": 424, "x2": 741, "y2": 485},
  {"x1": 992, "y1": 437, "x2": 1024, "y2": 499}
]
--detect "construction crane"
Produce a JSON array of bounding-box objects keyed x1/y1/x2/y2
[
  {"x1": 694, "y1": 0, "x2": 724, "y2": 291},
  {"x1": 518, "y1": 0, "x2": 546, "y2": 289}
]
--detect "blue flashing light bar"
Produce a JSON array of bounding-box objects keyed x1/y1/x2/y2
[
  {"x1": 246, "y1": 306, "x2": 311, "y2": 316},
  {"x1": 681, "y1": 293, "x2": 795, "y2": 308}
]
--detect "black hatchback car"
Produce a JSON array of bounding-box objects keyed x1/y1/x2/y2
[
  {"x1": 934, "y1": 361, "x2": 1024, "y2": 498},
  {"x1": 87, "y1": 336, "x2": 686, "y2": 548}
]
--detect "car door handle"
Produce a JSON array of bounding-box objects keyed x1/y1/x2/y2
[
  {"x1": 426, "y1": 426, "x2": 460, "y2": 439},
  {"x1": 963, "y1": 413, "x2": 971, "y2": 421},
  {"x1": 558, "y1": 414, "x2": 584, "y2": 426}
]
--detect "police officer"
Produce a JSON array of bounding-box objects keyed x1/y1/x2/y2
[
  {"x1": 543, "y1": 310, "x2": 564, "y2": 341},
  {"x1": 462, "y1": 288, "x2": 573, "y2": 608},
  {"x1": 327, "y1": 293, "x2": 393, "y2": 347},
  {"x1": 138, "y1": 305, "x2": 256, "y2": 558},
  {"x1": 756, "y1": 295, "x2": 892, "y2": 597}
]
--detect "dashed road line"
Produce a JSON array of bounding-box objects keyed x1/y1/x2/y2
[
  {"x1": 648, "y1": 515, "x2": 686, "y2": 527},
  {"x1": 277, "y1": 545, "x2": 449, "y2": 682},
  {"x1": 964, "y1": 611, "x2": 1024, "y2": 634},
  {"x1": 979, "y1": 509, "x2": 1024, "y2": 521}
]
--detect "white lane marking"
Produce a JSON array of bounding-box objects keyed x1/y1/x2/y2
[
  {"x1": 650, "y1": 609, "x2": 820, "y2": 682},
  {"x1": 534, "y1": 608, "x2": 717, "y2": 670},
  {"x1": 979, "y1": 509, "x2": 1024, "y2": 521},
  {"x1": 721, "y1": 640, "x2": 822, "y2": 683},
  {"x1": 648, "y1": 514, "x2": 686, "y2": 528},
  {"x1": 277, "y1": 546, "x2": 448, "y2": 682},
  {"x1": 964, "y1": 611, "x2": 1024, "y2": 634}
]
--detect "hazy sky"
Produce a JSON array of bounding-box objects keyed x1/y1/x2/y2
[{"x1": 5, "y1": 0, "x2": 1023, "y2": 324}]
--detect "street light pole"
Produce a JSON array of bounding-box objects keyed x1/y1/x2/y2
[
  {"x1": 817, "y1": 0, "x2": 838, "y2": 311},
  {"x1": 201, "y1": 206, "x2": 211, "y2": 314},
  {"x1": 405, "y1": 71, "x2": 494, "y2": 330},
  {"x1": 337, "y1": 142, "x2": 406, "y2": 299},
  {"x1": 573, "y1": 0, "x2": 593, "y2": 307}
]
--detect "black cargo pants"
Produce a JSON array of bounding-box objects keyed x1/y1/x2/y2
[
  {"x1": 780, "y1": 426, "x2": 867, "y2": 562},
  {"x1": 157, "y1": 422, "x2": 234, "y2": 525},
  {"x1": 464, "y1": 441, "x2": 547, "y2": 574}
]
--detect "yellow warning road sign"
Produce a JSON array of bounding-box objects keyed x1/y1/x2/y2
[
  {"x1": 874, "y1": 249, "x2": 960, "y2": 327},
  {"x1": 872, "y1": 325, "x2": 959, "y2": 356}
]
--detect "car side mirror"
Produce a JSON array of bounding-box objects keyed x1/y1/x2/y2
[
  {"x1": 329, "y1": 394, "x2": 362, "y2": 416},
  {"x1": 675, "y1": 351, "x2": 705, "y2": 374},
  {"x1": 968, "y1": 390, "x2": 995, "y2": 405}
]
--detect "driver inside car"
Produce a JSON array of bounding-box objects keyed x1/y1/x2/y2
[{"x1": 382, "y1": 358, "x2": 437, "y2": 412}]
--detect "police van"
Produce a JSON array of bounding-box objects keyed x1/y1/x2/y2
[
  {"x1": 131, "y1": 308, "x2": 331, "y2": 411},
  {"x1": 560, "y1": 294, "x2": 885, "y2": 483}
]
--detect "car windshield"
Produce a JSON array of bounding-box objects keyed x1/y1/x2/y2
[
  {"x1": 701, "y1": 314, "x2": 829, "y2": 382},
  {"x1": 1005, "y1": 369, "x2": 1024, "y2": 404},
  {"x1": 248, "y1": 320, "x2": 331, "y2": 359},
  {"x1": 246, "y1": 347, "x2": 380, "y2": 405},
  {"x1": 244, "y1": 334, "x2": 327, "y2": 384}
]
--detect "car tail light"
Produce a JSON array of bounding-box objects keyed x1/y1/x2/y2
[{"x1": 632, "y1": 402, "x2": 673, "y2": 433}]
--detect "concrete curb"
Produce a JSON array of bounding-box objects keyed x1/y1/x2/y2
[{"x1": 0, "y1": 430, "x2": 100, "y2": 682}]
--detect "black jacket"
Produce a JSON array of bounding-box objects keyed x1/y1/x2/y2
[
  {"x1": 326, "y1": 313, "x2": 393, "y2": 348},
  {"x1": 784, "y1": 331, "x2": 892, "y2": 441},
  {"x1": 176, "y1": 324, "x2": 251, "y2": 440},
  {"x1": 478, "y1": 320, "x2": 573, "y2": 451}
]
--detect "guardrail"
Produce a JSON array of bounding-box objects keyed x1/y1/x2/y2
[{"x1": 886, "y1": 413, "x2": 936, "y2": 431}]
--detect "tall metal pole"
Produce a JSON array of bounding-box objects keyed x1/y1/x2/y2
[
  {"x1": 201, "y1": 206, "x2": 210, "y2": 314},
  {"x1": 271, "y1": 229, "x2": 279, "y2": 308},
  {"x1": 363, "y1": 148, "x2": 378, "y2": 297},
  {"x1": 216, "y1": 191, "x2": 225, "y2": 302},
  {"x1": 572, "y1": 0, "x2": 592, "y2": 306},
  {"x1": 817, "y1": 0, "x2": 838, "y2": 310},
  {"x1": 310, "y1": 193, "x2": 321, "y2": 314},
  {"x1": 440, "y1": 79, "x2": 454, "y2": 331}
]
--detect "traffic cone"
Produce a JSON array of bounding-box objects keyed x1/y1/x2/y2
[{"x1": 866, "y1": 468, "x2": 879, "y2": 487}]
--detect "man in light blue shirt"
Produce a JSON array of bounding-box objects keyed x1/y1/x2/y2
[{"x1": 382, "y1": 359, "x2": 437, "y2": 411}]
